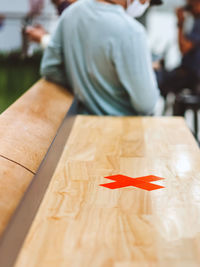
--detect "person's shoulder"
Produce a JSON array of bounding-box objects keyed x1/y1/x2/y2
[
  {"x1": 60, "y1": 0, "x2": 87, "y2": 17},
  {"x1": 125, "y1": 16, "x2": 146, "y2": 35},
  {"x1": 115, "y1": 14, "x2": 146, "y2": 41}
]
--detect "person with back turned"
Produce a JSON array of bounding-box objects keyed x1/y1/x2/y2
[
  {"x1": 41, "y1": 0, "x2": 162, "y2": 115},
  {"x1": 159, "y1": 0, "x2": 200, "y2": 97}
]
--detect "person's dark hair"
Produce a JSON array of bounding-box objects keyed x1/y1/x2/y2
[{"x1": 150, "y1": 0, "x2": 163, "y2": 5}]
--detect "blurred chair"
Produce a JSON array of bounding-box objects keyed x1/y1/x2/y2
[{"x1": 173, "y1": 84, "x2": 200, "y2": 142}]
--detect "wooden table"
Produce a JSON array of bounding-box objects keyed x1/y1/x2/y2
[
  {"x1": 0, "y1": 79, "x2": 73, "y2": 236},
  {"x1": 14, "y1": 116, "x2": 200, "y2": 266}
]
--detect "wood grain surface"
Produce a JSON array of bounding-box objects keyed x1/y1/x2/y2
[
  {"x1": 15, "y1": 116, "x2": 200, "y2": 267},
  {"x1": 0, "y1": 79, "x2": 73, "y2": 236},
  {"x1": 0, "y1": 157, "x2": 33, "y2": 235},
  {"x1": 0, "y1": 79, "x2": 73, "y2": 172}
]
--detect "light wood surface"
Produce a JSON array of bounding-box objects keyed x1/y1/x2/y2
[
  {"x1": 15, "y1": 116, "x2": 200, "y2": 267},
  {"x1": 0, "y1": 157, "x2": 33, "y2": 235},
  {"x1": 0, "y1": 79, "x2": 73, "y2": 172},
  {"x1": 0, "y1": 79, "x2": 73, "y2": 236}
]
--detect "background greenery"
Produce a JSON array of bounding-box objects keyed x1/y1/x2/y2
[{"x1": 0, "y1": 52, "x2": 42, "y2": 114}]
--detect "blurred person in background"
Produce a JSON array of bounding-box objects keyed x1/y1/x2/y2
[
  {"x1": 158, "y1": 0, "x2": 200, "y2": 97},
  {"x1": 41, "y1": 0, "x2": 162, "y2": 116},
  {"x1": 0, "y1": 15, "x2": 5, "y2": 30},
  {"x1": 25, "y1": 0, "x2": 75, "y2": 49}
]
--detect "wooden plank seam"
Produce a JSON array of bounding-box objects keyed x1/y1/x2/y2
[{"x1": 0, "y1": 154, "x2": 35, "y2": 175}]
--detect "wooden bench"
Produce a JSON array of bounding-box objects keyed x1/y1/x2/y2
[
  {"x1": 0, "y1": 79, "x2": 73, "y2": 236},
  {"x1": 12, "y1": 116, "x2": 200, "y2": 266}
]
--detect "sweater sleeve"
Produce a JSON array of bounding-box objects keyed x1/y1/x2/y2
[
  {"x1": 40, "y1": 18, "x2": 67, "y2": 87},
  {"x1": 114, "y1": 23, "x2": 160, "y2": 115}
]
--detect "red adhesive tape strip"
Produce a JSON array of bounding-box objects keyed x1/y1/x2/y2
[{"x1": 100, "y1": 175, "x2": 165, "y2": 191}]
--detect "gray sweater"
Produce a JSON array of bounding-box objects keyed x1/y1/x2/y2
[{"x1": 41, "y1": 0, "x2": 159, "y2": 115}]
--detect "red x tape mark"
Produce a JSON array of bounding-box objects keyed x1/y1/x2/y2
[{"x1": 100, "y1": 175, "x2": 165, "y2": 191}]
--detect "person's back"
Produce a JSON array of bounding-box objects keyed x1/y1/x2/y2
[
  {"x1": 41, "y1": 0, "x2": 159, "y2": 115},
  {"x1": 182, "y1": 17, "x2": 200, "y2": 78},
  {"x1": 158, "y1": 0, "x2": 200, "y2": 97}
]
